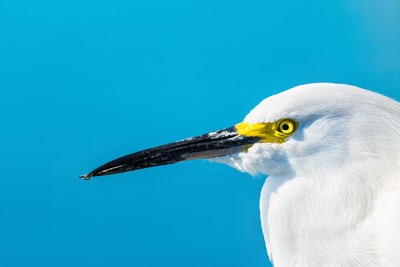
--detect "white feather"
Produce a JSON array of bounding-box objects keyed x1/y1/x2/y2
[{"x1": 215, "y1": 83, "x2": 400, "y2": 267}]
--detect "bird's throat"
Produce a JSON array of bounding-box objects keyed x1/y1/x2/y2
[{"x1": 260, "y1": 172, "x2": 379, "y2": 267}]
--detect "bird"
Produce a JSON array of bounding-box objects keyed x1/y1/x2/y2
[{"x1": 80, "y1": 83, "x2": 400, "y2": 267}]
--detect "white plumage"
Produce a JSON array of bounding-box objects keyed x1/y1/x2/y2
[
  {"x1": 216, "y1": 83, "x2": 400, "y2": 267},
  {"x1": 82, "y1": 82, "x2": 400, "y2": 266}
]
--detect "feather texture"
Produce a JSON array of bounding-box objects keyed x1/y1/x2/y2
[{"x1": 215, "y1": 83, "x2": 400, "y2": 266}]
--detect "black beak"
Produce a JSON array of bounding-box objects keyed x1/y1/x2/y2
[{"x1": 79, "y1": 126, "x2": 260, "y2": 180}]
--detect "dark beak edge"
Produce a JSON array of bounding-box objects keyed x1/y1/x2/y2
[{"x1": 79, "y1": 126, "x2": 260, "y2": 180}]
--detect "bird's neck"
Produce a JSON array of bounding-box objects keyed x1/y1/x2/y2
[{"x1": 261, "y1": 159, "x2": 398, "y2": 267}]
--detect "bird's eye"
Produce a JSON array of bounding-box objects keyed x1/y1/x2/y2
[{"x1": 277, "y1": 119, "x2": 296, "y2": 135}]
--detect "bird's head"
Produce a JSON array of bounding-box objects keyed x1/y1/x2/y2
[{"x1": 80, "y1": 83, "x2": 400, "y2": 180}]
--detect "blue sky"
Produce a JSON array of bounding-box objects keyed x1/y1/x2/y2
[{"x1": 0, "y1": 0, "x2": 399, "y2": 266}]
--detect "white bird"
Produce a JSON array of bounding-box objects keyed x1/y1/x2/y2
[{"x1": 81, "y1": 83, "x2": 400, "y2": 267}]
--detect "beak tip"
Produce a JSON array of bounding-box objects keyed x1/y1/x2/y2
[{"x1": 79, "y1": 174, "x2": 92, "y2": 180}]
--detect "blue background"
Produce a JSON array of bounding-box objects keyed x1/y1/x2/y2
[{"x1": 0, "y1": 0, "x2": 399, "y2": 266}]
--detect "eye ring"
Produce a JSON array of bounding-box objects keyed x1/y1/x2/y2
[{"x1": 277, "y1": 119, "x2": 296, "y2": 135}]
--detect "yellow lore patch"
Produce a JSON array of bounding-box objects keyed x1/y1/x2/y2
[{"x1": 235, "y1": 118, "x2": 298, "y2": 144}]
